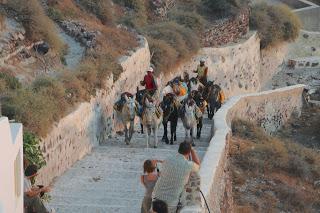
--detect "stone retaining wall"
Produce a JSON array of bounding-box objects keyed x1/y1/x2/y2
[
  {"x1": 160, "y1": 32, "x2": 261, "y2": 98},
  {"x1": 36, "y1": 36, "x2": 150, "y2": 185},
  {"x1": 202, "y1": 9, "x2": 249, "y2": 47},
  {"x1": 180, "y1": 85, "x2": 305, "y2": 212}
]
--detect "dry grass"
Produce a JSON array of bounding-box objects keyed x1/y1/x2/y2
[
  {"x1": 230, "y1": 120, "x2": 320, "y2": 212},
  {"x1": 6, "y1": 0, "x2": 64, "y2": 53},
  {"x1": 250, "y1": 3, "x2": 301, "y2": 49}
]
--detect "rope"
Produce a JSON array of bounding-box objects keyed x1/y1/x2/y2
[{"x1": 200, "y1": 189, "x2": 211, "y2": 213}]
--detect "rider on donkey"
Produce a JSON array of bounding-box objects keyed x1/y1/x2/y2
[
  {"x1": 140, "y1": 67, "x2": 158, "y2": 96},
  {"x1": 193, "y1": 58, "x2": 208, "y2": 86},
  {"x1": 114, "y1": 92, "x2": 134, "y2": 112}
]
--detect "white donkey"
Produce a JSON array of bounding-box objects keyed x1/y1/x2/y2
[
  {"x1": 181, "y1": 98, "x2": 202, "y2": 146},
  {"x1": 116, "y1": 95, "x2": 136, "y2": 145},
  {"x1": 142, "y1": 98, "x2": 163, "y2": 148}
]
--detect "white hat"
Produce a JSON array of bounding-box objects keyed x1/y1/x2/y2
[
  {"x1": 147, "y1": 67, "x2": 154, "y2": 72},
  {"x1": 200, "y1": 58, "x2": 205, "y2": 62}
]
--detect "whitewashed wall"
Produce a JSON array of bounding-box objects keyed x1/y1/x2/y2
[{"x1": 0, "y1": 117, "x2": 23, "y2": 213}]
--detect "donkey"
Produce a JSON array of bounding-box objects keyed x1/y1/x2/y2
[
  {"x1": 190, "y1": 90, "x2": 207, "y2": 139},
  {"x1": 160, "y1": 93, "x2": 180, "y2": 144},
  {"x1": 142, "y1": 98, "x2": 163, "y2": 148},
  {"x1": 136, "y1": 87, "x2": 147, "y2": 134},
  {"x1": 115, "y1": 95, "x2": 136, "y2": 145},
  {"x1": 204, "y1": 82, "x2": 222, "y2": 119},
  {"x1": 181, "y1": 98, "x2": 202, "y2": 146}
]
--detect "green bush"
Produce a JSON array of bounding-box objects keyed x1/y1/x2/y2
[
  {"x1": 77, "y1": 0, "x2": 114, "y2": 25},
  {"x1": 23, "y1": 132, "x2": 46, "y2": 168},
  {"x1": 168, "y1": 10, "x2": 205, "y2": 33},
  {"x1": 0, "y1": 72, "x2": 21, "y2": 90},
  {"x1": 6, "y1": 0, "x2": 64, "y2": 53},
  {"x1": 250, "y1": 3, "x2": 301, "y2": 49},
  {"x1": 202, "y1": 0, "x2": 232, "y2": 12}
]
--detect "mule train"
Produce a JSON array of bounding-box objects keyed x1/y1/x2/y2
[{"x1": 113, "y1": 76, "x2": 224, "y2": 148}]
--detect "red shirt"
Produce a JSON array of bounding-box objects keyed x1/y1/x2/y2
[{"x1": 144, "y1": 73, "x2": 156, "y2": 90}]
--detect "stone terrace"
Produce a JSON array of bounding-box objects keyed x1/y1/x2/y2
[{"x1": 47, "y1": 116, "x2": 213, "y2": 213}]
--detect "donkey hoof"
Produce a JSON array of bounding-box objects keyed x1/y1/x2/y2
[
  {"x1": 170, "y1": 141, "x2": 174, "y2": 145},
  {"x1": 192, "y1": 142, "x2": 196, "y2": 147},
  {"x1": 154, "y1": 145, "x2": 157, "y2": 148},
  {"x1": 125, "y1": 141, "x2": 130, "y2": 145},
  {"x1": 196, "y1": 135, "x2": 200, "y2": 139}
]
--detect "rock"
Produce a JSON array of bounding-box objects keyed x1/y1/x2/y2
[
  {"x1": 314, "y1": 180, "x2": 320, "y2": 188},
  {"x1": 311, "y1": 62, "x2": 319, "y2": 67},
  {"x1": 303, "y1": 34, "x2": 309, "y2": 39},
  {"x1": 311, "y1": 47, "x2": 316, "y2": 52},
  {"x1": 33, "y1": 42, "x2": 50, "y2": 55}
]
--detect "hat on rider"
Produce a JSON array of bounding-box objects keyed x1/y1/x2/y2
[
  {"x1": 200, "y1": 58, "x2": 206, "y2": 63},
  {"x1": 147, "y1": 67, "x2": 154, "y2": 73}
]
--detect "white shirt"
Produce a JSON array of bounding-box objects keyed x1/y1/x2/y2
[
  {"x1": 24, "y1": 176, "x2": 32, "y2": 193},
  {"x1": 152, "y1": 154, "x2": 199, "y2": 206}
]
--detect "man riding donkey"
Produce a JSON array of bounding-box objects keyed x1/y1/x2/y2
[{"x1": 193, "y1": 58, "x2": 208, "y2": 86}]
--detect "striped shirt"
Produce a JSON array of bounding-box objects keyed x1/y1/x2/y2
[{"x1": 152, "y1": 153, "x2": 199, "y2": 206}]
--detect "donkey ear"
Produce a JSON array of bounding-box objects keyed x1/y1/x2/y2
[{"x1": 124, "y1": 95, "x2": 129, "y2": 102}]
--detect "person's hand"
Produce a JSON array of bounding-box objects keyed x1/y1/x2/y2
[{"x1": 42, "y1": 186, "x2": 51, "y2": 193}]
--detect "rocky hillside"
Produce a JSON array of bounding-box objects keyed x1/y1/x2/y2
[{"x1": 229, "y1": 116, "x2": 320, "y2": 212}]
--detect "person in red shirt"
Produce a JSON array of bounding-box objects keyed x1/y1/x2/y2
[{"x1": 141, "y1": 67, "x2": 158, "y2": 96}]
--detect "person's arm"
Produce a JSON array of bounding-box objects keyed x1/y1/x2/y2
[
  {"x1": 25, "y1": 186, "x2": 48, "y2": 197},
  {"x1": 140, "y1": 175, "x2": 145, "y2": 186},
  {"x1": 190, "y1": 148, "x2": 200, "y2": 166}
]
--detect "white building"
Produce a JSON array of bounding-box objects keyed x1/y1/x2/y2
[{"x1": 0, "y1": 117, "x2": 23, "y2": 213}]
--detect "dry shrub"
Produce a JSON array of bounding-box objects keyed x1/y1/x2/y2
[
  {"x1": 2, "y1": 89, "x2": 61, "y2": 136},
  {"x1": 114, "y1": 0, "x2": 147, "y2": 27},
  {"x1": 77, "y1": 0, "x2": 114, "y2": 25},
  {"x1": 0, "y1": 12, "x2": 5, "y2": 29},
  {"x1": 58, "y1": 72, "x2": 89, "y2": 104},
  {"x1": 0, "y1": 72, "x2": 21, "y2": 90},
  {"x1": 147, "y1": 37, "x2": 178, "y2": 75},
  {"x1": 0, "y1": 79, "x2": 7, "y2": 94},
  {"x1": 145, "y1": 22, "x2": 200, "y2": 70},
  {"x1": 250, "y1": 3, "x2": 301, "y2": 49},
  {"x1": 168, "y1": 10, "x2": 205, "y2": 33},
  {"x1": 230, "y1": 119, "x2": 320, "y2": 212},
  {"x1": 6, "y1": 0, "x2": 64, "y2": 53}
]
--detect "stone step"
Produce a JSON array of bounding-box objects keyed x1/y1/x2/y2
[
  {"x1": 48, "y1": 115, "x2": 213, "y2": 212},
  {"x1": 49, "y1": 203, "x2": 138, "y2": 213}
]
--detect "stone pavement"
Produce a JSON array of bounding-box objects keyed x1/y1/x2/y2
[{"x1": 47, "y1": 117, "x2": 213, "y2": 213}]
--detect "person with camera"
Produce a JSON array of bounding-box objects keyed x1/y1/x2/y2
[
  {"x1": 152, "y1": 141, "x2": 200, "y2": 213},
  {"x1": 24, "y1": 165, "x2": 55, "y2": 213}
]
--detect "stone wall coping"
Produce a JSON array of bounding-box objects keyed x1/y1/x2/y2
[
  {"x1": 202, "y1": 31, "x2": 257, "y2": 52},
  {"x1": 182, "y1": 84, "x2": 306, "y2": 212}
]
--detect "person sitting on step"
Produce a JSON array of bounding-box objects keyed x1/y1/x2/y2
[
  {"x1": 141, "y1": 159, "x2": 163, "y2": 213},
  {"x1": 24, "y1": 165, "x2": 55, "y2": 213}
]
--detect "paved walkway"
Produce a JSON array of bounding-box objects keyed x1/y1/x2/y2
[{"x1": 48, "y1": 117, "x2": 213, "y2": 213}]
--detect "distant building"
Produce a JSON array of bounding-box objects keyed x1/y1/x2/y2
[{"x1": 0, "y1": 117, "x2": 23, "y2": 213}]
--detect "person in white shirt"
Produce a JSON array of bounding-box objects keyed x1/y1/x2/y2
[
  {"x1": 152, "y1": 141, "x2": 200, "y2": 213},
  {"x1": 24, "y1": 165, "x2": 54, "y2": 213}
]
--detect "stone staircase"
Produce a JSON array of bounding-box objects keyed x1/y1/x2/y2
[{"x1": 47, "y1": 116, "x2": 213, "y2": 213}]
